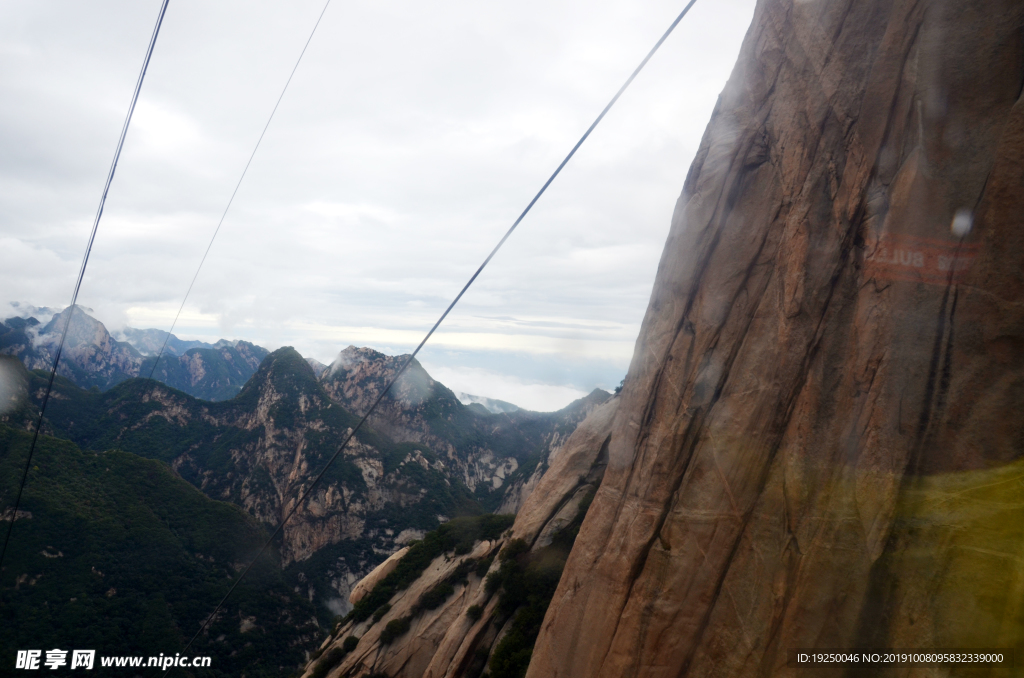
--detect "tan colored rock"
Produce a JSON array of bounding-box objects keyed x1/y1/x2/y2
[
  {"x1": 308, "y1": 539, "x2": 501, "y2": 678},
  {"x1": 510, "y1": 398, "x2": 616, "y2": 548},
  {"x1": 303, "y1": 398, "x2": 618, "y2": 678},
  {"x1": 527, "y1": 1, "x2": 1024, "y2": 677},
  {"x1": 495, "y1": 462, "x2": 543, "y2": 515},
  {"x1": 349, "y1": 546, "x2": 410, "y2": 605}
]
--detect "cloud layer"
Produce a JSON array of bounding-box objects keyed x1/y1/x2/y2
[{"x1": 0, "y1": 0, "x2": 756, "y2": 410}]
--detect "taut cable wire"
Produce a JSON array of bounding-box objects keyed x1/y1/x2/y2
[
  {"x1": 115, "y1": 0, "x2": 336, "y2": 446},
  {"x1": 0, "y1": 0, "x2": 171, "y2": 572},
  {"x1": 184, "y1": 0, "x2": 700, "y2": 650}
]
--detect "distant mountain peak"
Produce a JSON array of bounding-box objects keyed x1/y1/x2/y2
[
  {"x1": 243, "y1": 346, "x2": 318, "y2": 391},
  {"x1": 42, "y1": 305, "x2": 133, "y2": 355},
  {"x1": 1, "y1": 305, "x2": 270, "y2": 400},
  {"x1": 118, "y1": 326, "x2": 214, "y2": 357}
]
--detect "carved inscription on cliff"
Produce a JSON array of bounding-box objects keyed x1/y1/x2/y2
[{"x1": 865, "y1": 234, "x2": 978, "y2": 285}]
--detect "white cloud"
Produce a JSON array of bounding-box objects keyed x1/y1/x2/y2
[
  {"x1": 423, "y1": 364, "x2": 591, "y2": 413},
  {"x1": 130, "y1": 99, "x2": 206, "y2": 158},
  {"x1": 0, "y1": 0, "x2": 757, "y2": 400}
]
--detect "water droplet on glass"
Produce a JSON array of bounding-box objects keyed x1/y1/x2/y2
[
  {"x1": 0, "y1": 360, "x2": 25, "y2": 415},
  {"x1": 951, "y1": 208, "x2": 973, "y2": 237}
]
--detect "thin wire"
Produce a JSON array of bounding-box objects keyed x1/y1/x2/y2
[
  {"x1": 0, "y1": 0, "x2": 171, "y2": 571},
  {"x1": 184, "y1": 0, "x2": 700, "y2": 650},
  {"x1": 115, "y1": 0, "x2": 334, "y2": 444}
]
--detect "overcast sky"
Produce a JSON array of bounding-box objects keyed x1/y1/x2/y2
[{"x1": 0, "y1": 0, "x2": 756, "y2": 411}]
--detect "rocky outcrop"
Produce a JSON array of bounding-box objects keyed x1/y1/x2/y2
[
  {"x1": 320, "y1": 346, "x2": 610, "y2": 497},
  {"x1": 506, "y1": 401, "x2": 614, "y2": 550},
  {"x1": 494, "y1": 464, "x2": 544, "y2": 516},
  {"x1": 527, "y1": 1, "x2": 1024, "y2": 676},
  {"x1": 0, "y1": 307, "x2": 145, "y2": 388},
  {"x1": 304, "y1": 397, "x2": 618, "y2": 678},
  {"x1": 349, "y1": 547, "x2": 410, "y2": 606}
]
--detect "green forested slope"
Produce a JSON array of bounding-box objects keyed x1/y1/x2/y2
[
  {"x1": 0, "y1": 425, "x2": 317, "y2": 676},
  {"x1": 0, "y1": 347, "x2": 608, "y2": 642}
]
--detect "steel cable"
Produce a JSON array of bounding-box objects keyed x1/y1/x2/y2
[
  {"x1": 184, "y1": 0, "x2": 700, "y2": 650},
  {"x1": 0, "y1": 0, "x2": 171, "y2": 572},
  {"x1": 114, "y1": 0, "x2": 335, "y2": 446}
]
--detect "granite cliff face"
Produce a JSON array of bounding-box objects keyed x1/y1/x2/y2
[
  {"x1": 303, "y1": 397, "x2": 617, "y2": 678},
  {"x1": 524, "y1": 0, "x2": 1024, "y2": 676}
]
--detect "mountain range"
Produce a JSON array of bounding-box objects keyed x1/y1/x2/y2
[
  {"x1": 0, "y1": 306, "x2": 609, "y2": 673},
  {"x1": 0, "y1": 306, "x2": 528, "y2": 414},
  {"x1": 0, "y1": 306, "x2": 268, "y2": 401}
]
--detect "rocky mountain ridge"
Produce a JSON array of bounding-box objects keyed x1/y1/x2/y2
[
  {"x1": 116, "y1": 325, "x2": 241, "y2": 357},
  {"x1": 320, "y1": 346, "x2": 608, "y2": 500},
  {"x1": 0, "y1": 306, "x2": 269, "y2": 400},
  {"x1": 0, "y1": 339, "x2": 608, "y2": 628}
]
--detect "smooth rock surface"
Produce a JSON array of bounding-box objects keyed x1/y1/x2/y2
[
  {"x1": 305, "y1": 398, "x2": 618, "y2": 678},
  {"x1": 349, "y1": 547, "x2": 409, "y2": 605}
]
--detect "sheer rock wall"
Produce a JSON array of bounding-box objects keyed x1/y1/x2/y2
[{"x1": 527, "y1": 0, "x2": 1024, "y2": 676}]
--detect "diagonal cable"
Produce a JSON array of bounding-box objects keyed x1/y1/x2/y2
[
  {"x1": 184, "y1": 0, "x2": 700, "y2": 650},
  {"x1": 115, "y1": 0, "x2": 334, "y2": 443},
  {"x1": 0, "y1": 0, "x2": 171, "y2": 571}
]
